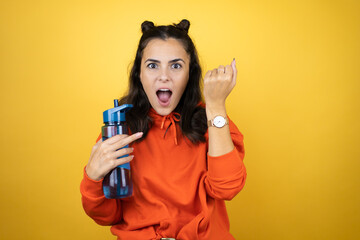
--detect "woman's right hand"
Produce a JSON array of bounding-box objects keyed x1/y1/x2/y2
[{"x1": 85, "y1": 132, "x2": 143, "y2": 181}]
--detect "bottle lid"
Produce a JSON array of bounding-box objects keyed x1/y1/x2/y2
[{"x1": 103, "y1": 100, "x2": 133, "y2": 123}]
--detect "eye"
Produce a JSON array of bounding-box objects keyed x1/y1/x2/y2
[
  {"x1": 147, "y1": 63, "x2": 157, "y2": 69},
  {"x1": 172, "y1": 63, "x2": 182, "y2": 69}
]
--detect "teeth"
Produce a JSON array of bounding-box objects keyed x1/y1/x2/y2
[{"x1": 159, "y1": 89, "x2": 171, "y2": 92}]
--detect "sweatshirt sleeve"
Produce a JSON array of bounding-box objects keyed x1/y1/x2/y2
[
  {"x1": 80, "y1": 134, "x2": 122, "y2": 226},
  {"x1": 204, "y1": 117, "x2": 247, "y2": 200}
]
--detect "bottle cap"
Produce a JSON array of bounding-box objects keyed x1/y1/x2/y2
[{"x1": 103, "y1": 100, "x2": 133, "y2": 123}]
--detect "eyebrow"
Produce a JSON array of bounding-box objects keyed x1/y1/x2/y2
[{"x1": 144, "y1": 58, "x2": 185, "y2": 64}]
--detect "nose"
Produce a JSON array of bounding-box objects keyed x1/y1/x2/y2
[{"x1": 158, "y1": 67, "x2": 170, "y2": 82}]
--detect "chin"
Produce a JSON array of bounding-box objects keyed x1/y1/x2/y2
[{"x1": 153, "y1": 106, "x2": 173, "y2": 116}]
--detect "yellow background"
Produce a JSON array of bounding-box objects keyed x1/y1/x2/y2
[{"x1": 0, "y1": 0, "x2": 359, "y2": 239}]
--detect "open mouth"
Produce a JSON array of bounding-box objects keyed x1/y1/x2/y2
[{"x1": 156, "y1": 89, "x2": 172, "y2": 106}]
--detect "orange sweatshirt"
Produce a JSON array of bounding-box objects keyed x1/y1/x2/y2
[{"x1": 80, "y1": 109, "x2": 246, "y2": 240}]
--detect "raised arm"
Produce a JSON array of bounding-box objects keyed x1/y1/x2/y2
[
  {"x1": 204, "y1": 59, "x2": 237, "y2": 157},
  {"x1": 203, "y1": 59, "x2": 247, "y2": 200}
]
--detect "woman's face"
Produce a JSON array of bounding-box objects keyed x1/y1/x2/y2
[{"x1": 140, "y1": 37, "x2": 190, "y2": 116}]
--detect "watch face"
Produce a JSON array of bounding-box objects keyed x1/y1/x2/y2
[{"x1": 213, "y1": 116, "x2": 226, "y2": 127}]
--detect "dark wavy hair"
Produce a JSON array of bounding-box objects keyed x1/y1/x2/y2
[{"x1": 119, "y1": 19, "x2": 207, "y2": 144}]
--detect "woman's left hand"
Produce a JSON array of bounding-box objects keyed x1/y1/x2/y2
[{"x1": 203, "y1": 59, "x2": 237, "y2": 108}]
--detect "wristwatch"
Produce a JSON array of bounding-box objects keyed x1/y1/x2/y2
[{"x1": 208, "y1": 115, "x2": 228, "y2": 128}]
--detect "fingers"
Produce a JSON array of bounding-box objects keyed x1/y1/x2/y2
[
  {"x1": 113, "y1": 155, "x2": 135, "y2": 168},
  {"x1": 112, "y1": 147, "x2": 134, "y2": 159},
  {"x1": 206, "y1": 65, "x2": 232, "y2": 84},
  {"x1": 218, "y1": 65, "x2": 225, "y2": 74},
  {"x1": 204, "y1": 70, "x2": 212, "y2": 79},
  {"x1": 87, "y1": 132, "x2": 142, "y2": 181},
  {"x1": 104, "y1": 131, "x2": 142, "y2": 145},
  {"x1": 107, "y1": 146, "x2": 135, "y2": 169},
  {"x1": 108, "y1": 132, "x2": 143, "y2": 151},
  {"x1": 108, "y1": 146, "x2": 136, "y2": 169},
  {"x1": 203, "y1": 59, "x2": 237, "y2": 105},
  {"x1": 224, "y1": 65, "x2": 232, "y2": 76},
  {"x1": 206, "y1": 63, "x2": 234, "y2": 78},
  {"x1": 104, "y1": 134, "x2": 127, "y2": 144}
]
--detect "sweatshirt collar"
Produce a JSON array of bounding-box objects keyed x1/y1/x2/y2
[{"x1": 149, "y1": 108, "x2": 181, "y2": 145}]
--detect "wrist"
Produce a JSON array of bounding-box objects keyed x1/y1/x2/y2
[
  {"x1": 85, "y1": 165, "x2": 103, "y2": 181},
  {"x1": 205, "y1": 103, "x2": 227, "y2": 119}
]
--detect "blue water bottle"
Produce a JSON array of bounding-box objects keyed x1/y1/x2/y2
[{"x1": 102, "y1": 100, "x2": 133, "y2": 199}]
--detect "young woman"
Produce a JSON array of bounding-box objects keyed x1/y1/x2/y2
[{"x1": 80, "y1": 19, "x2": 246, "y2": 240}]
